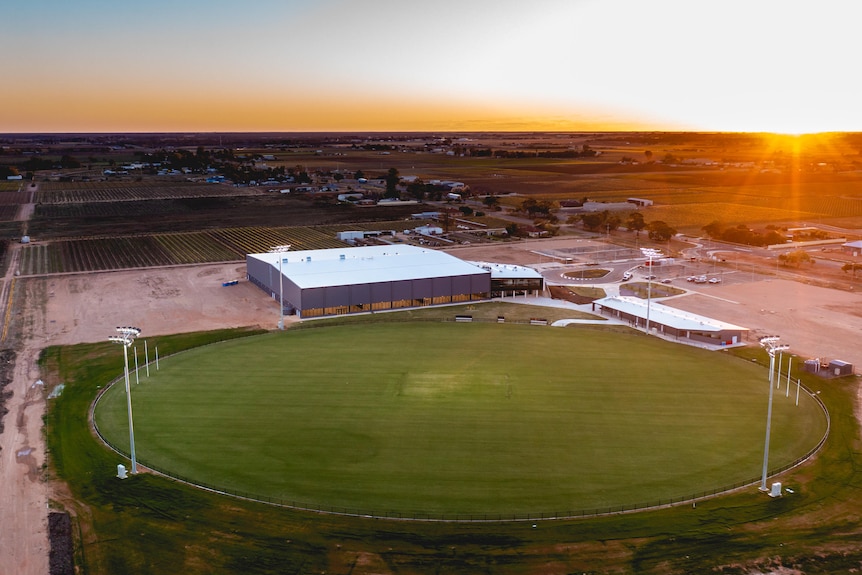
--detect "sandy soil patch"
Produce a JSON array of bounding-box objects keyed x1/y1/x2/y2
[
  {"x1": 41, "y1": 263, "x2": 284, "y2": 347},
  {"x1": 662, "y1": 278, "x2": 862, "y2": 368},
  {"x1": 445, "y1": 237, "x2": 605, "y2": 266}
]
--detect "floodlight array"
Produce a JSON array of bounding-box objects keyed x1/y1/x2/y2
[
  {"x1": 111, "y1": 326, "x2": 141, "y2": 347},
  {"x1": 757, "y1": 333, "x2": 790, "y2": 493},
  {"x1": 759, "y1": 336, "x2": 789, "y2": 355},
  {"x1": 109, "y1": 325, "x2": 142, "y2": 474},
  {"x1": 269, "y1": 245, "x2": 292, "y2": 330}
]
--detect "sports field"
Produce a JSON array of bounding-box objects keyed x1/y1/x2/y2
[{"x1": 94, "y1": 323, "x2": 827, "y2": 517}]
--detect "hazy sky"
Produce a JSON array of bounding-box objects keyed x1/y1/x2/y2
[{"x1": 3, "y1": 0, "x2": 859, "y2": 133}]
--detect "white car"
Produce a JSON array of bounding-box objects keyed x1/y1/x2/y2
[{"x1": 708, "y1": 277, "x2": 721, "y2": 284}]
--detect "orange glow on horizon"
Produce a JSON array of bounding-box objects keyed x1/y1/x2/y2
[{"x1": 3, "y1": 83, "x2": 676, "y2": 133}]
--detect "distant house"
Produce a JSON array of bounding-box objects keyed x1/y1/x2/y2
[
  {"x1": 842, "y1": 240, "x2": 862, "y2": 256},
  {"x1": 414, "y1": 225, "x2": 443, "y2": 235},
  {"x1": 627, "y1": 198, "x2": 654, "y2": 207}
]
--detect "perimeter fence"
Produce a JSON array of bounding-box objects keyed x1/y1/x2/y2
[{"x1": 90, "y1": 327, "x2": 831, "y2": 523}]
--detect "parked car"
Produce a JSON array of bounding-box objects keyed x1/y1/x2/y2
[
  {"x1": 661, "y1": 278, "x2": 673, "y2": 284},
  {"x1": 708, "y1": 277, "x2": 722, "y2": 284}
]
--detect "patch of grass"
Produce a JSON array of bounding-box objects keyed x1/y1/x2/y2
[
  {"x1": 562, "y1": 268, "x2": 610, "y2": 279},
  {"x1": 94, "y1": 323, "x2": 824, "y2": 517},
  {"x1": 622, "y1": 281, "x2": 687, "y2": 298},
  {"x1": 566, "y1": 286, "x2": 607, "y2": 299},
  {"x1": 43, "y1": 324, "x2": 862, "y2": 574}
]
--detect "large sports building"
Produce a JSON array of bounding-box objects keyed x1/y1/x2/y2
[{"x1": 246, "y1": 245, "x2": 542, "y2": 319}]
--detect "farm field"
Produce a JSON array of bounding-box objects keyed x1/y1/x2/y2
[
  {"x1": 26, "y1": 193, "x2": 421, "y2": 239},
  {"x1": 94, "y1": 323, "x2": 826, "y2": 518},
  {"x1": 17, "y1": 225, "x2": 361, "y2": 274},
  {"x1": 35, "y1": 180, "x2": 262, "y2": 203}
]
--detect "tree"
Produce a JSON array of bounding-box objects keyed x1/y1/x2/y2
[
  {"x1": 406, "y1": 179, "x2": 427, "y2": 201},
  {"x1": 647, "y1": 220, "x2": 677, "y2": 242},
  {"x1": 482, "y1": 195, "x2": 500, "y2": 210},
  {"x1": 778, "y1": 250, "x2": 814, "y2": 267},
  {"x1": 626, "y1": 212, "x2": 646, "y2": 235},
  {"x1": 702, "y1": 220, "x2": 724, "y2": 239},
  {"x1": 59, "y1": 154, "x2": 81, "y2": 169},
  {"x1": 842, "y1": 262, "x2": 862, "y2": 278},
  {"x1": 520, "y1": 198, "x2": 554, "y2": 218},
  {"x1": 580, "y1": 211, "x2": 606, "y2": 231},
  {"x1": 0, "y1": 165, "x2": 18, "y2": 179},
  {"x1": 354, "y1": 169, "x2": 365, "y2": 180},
  {"x1": 644, "y1": 150, "x2": 653, "y2": 162},
  {"x1": 384, "y1": 168, "x2": 400, "y2": 198}
]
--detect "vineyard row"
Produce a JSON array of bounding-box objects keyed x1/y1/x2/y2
[{"x1": 15, "y1": 225, "x2": 360, "y2": 275}]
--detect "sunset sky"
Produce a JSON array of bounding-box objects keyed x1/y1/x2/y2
[{"x1": 3, "y1": 0, "x2": 859, "y2": 134}]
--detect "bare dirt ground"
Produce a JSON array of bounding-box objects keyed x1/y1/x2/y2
[
  {"x1": 0, "y1": 263, "x2": 284, "y2": 575},
  {"x1": 1, "y1": 241, "x2": 860, "y2": 574},
  {"x1": 661, "y1": 279, "x2": 862, "y2": 369},
  {"x1": 39, "y1": 263, "x2": 283, "y2": 346},
  {"x1": 444, "y1": 237, "x2": 597, "y2": 265}
]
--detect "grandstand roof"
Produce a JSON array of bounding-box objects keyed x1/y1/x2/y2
[
  {"x1": 466, "y1": 261, "x2": 544, "y2": 279},
  {"x1": 594, "y1": 296, "x2": 748, "y2": 332},
  {"x1": 249, "y1": 245, "x2": 487, "y2": 289}
]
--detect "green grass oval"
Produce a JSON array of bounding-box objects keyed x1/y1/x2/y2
[{"x1": 94, "y1": 323, "x2": 827, "y2": 516}]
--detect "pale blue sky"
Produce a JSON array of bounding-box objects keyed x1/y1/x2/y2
[{"x1": 2, "y1": 0, "x2": 859, "y2": 132}]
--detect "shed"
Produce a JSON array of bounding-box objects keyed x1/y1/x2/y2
[
  {"x1": 828, "y1": 359, "x2": 854, "y2": 377},
  {"x1": 842, "y1": 240, "x2": 862, "y2": 256}
]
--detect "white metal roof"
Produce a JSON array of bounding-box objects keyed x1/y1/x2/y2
[
  {"x1": 466, "y1": 261, "x2": 544, "y2": 279},
  {"x1": 594, "y1": 296, "x2": 748, "y2": 332},
  {"x1": 249, "y1": 244, "x2": 488, "y2": 289}
]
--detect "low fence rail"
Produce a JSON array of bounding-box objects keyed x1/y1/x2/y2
[{"x1": 90, "y1": 328, "x2": 831, "y2": 523}]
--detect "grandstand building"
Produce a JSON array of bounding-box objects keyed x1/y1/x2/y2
[
  {"x1": 247, "y1": 245, "x2": 544, "y2": 319},
  {"x1": 467, "y1": 261, "x2": 545, "y2": 297},
  {"x1": 592, "y1": 296, "x2": 748, "y2": 346}
]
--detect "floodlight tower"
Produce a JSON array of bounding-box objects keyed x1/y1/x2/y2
[
  {"x1": 640, "y1": 248, "x2": 664, "y2": 334},
  {"x1": 269, "y1": 245, "x2": 292, "y2": 330},
  {"x1": 109, "y1": 326, "x2": 142, "y2": 474},
  {"x1": 759, "y1": 335, "x2": 790, "y2": 492}
]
